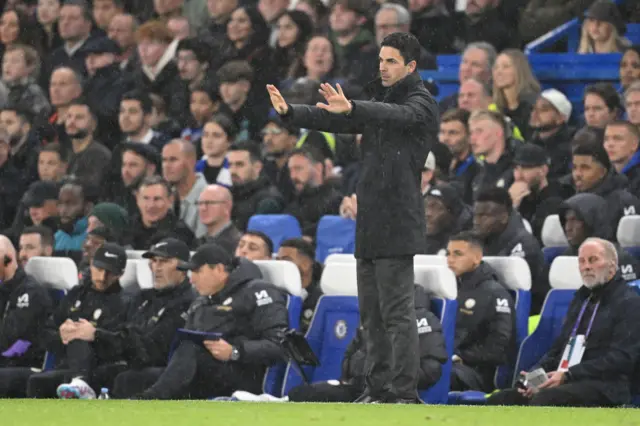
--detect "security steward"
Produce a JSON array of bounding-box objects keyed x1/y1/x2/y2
[
  {"x1": 446, "y1": 231, "x2": 515, "y2": 393},
  {"x1": 0, "y1": 236, "x2": 53, "y2": 397},
  {"x1": 132, "y1": 243, "x2": 289, "y2": 400},
  {"x1": 55, "y1": 238, "x2": 196, "y2": 399},
  {"x1": 26, "y1": 243, "x2": 129, "y2": 398},
  {"x1": 488, "y1": 238, "x2": 640, "y2": 407}
]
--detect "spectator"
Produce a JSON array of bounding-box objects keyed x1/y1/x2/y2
[
  {"x1": 0, "y1": 6, "x2": 44, "y2": 60},
  {"x1": 162, "y1": 139, "x2": 208, "y2": 238},
  {"x1": 272, "y1": 11, "x2": 314, "y2": 81},
  {"x1": 440, "y1": 109, "x2": 478, "y2": 204},
  {"x1": 528, "y1": 89, "x2": 574, "y2": 179},
  {"x1": 234, "y1": 230, "x2": 273, "y2": 261},
  {"x1": 620, "y1": 46, "x2": 640, "y2": 92},
  {"x1": 176, "y1": 38, "x2": 211, "y2": 93},
  {"x1": 115, "y1": 143, "x2": 159, "y2": 213},
  {"x1": 86, "y1": 202, "x2": 129, "y2": 244},
  {"x1": 261, "y1": 113, "x2": 299, "y2": 203},
  {"x1": 153, "y1": 0, "x2": 208, "y2": 35},
  {"x1": 18, "y1": 181, "x2": 60, "y2": 237},
  {"x1": 454, "y1": 0, "x2": 517, "y2": 54},
  {"x1": 129, "y1": 176, "x2": 195, "y2": 249},
  {"x1": 518, "y1": 0, "x2": 599, "y2": 45},
  {"x1": 604, "y1": 121, "x2": 640, "y2": 194},
  {"x1": 38, "y1": 143, "x2": 69, "y2": 183},
  {"x1": 182, "y1": 81, "x2": 225, "y2": 149},
  {"x1": 0, "y1": 107, "x2": 41, "y2": 185},
  {"x1": 108, "y1": 13, "x2": 140, "y2": 72},
  {"x1": 149, "y1": 92, "x2": 182, "y2": 138},
  {"x1": 118, "y1": 90, "x2": 169, "y2": 150},
  {"x1": 277, "y1": 238, "x2": 322, "y2": 331},
  {"x1": 473, "y1": 187, "x2": 548, "y2": 313},
  {"x1": 227, "y1": 141, "x2": 284, "y2": 231},
  {"x1": 199, "y1": 0, "x2": 238, "y2": 40},
  {"x1": 624, "y1": 82, "x2": 640, "y2": 128},
  {"x1": 446, "y1": 231, "x2": 514, "y2": 392},
  {"x1": 64, "y1": 99, "x2": 112, "y2": 188},
  {"x1": 92, "y1": 0, "x2": 124, "y2": 31},
  {"x1": 487, "y1": 238, "x2": 640, "y2": 407},
  {"x1": 0, "y1": 126, "x2": 25, "y2": 230},
  {"x1": 492, "y1": 49, "x2": 540, "y2": 141},
  {"x1": 457, "y1": 78, "x2": 492, "y2": 113},
  {"x1": 258, "y1": 0, "x2": 289, "y2": 30},
  {"x1": 294, "y1": 0, "x2": 328, "y2": 28},
  {"x1": 409, "y1": 0, "x2": 454, "y2": 54},
  {"x1": 167, "y1": 16, "x2": 191, "y2": 41},
  {"x1": 583, "y1": 82, "x2": 623, "y2": 130},
  {"x1": 424, "y1": 183, "x2": 473, "y2": 255},
  {"x1": 559, "y1": 193, "x2": 640, "y2": 284},
  {"x1": 54, "y1": 178, "x2": 92, "y2": 256},
  {"x1": 197, "y1": 184, "x2": 242, "y2": 254},
  {"x1": 422, "y1": 144, "x2": 452, "y2": 194},
  {"x1": 288, "y1": 35, "x2": 338, "y2": 89},
  {"x1": 37, "y1": 0, "x2": 63, "y2": 52},
  {"x1": 195, "y1": 113, "x2": 235, "y2": 186},
  {"x1": 509, "y1": 143, "x2": 572, "y2": 243},
  {"x1": 18, "y1": 225, "x2": 54, "y2": 267},
  {"x1": 78, "y1": 226, "x2": 113, "y2": 281},
  {"x1": 285, "y1": 147, "x2": 342, "y2": 238},
  {"x1": 48, "y1": 66, "x2": 83, "y2": 140},
  {"x1": 578, "y1": 0, "x2": 629, "y2": 54}
]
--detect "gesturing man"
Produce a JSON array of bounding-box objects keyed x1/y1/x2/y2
[{"x1": 267, "y1": 32, "x2": 439, "y2": 404}]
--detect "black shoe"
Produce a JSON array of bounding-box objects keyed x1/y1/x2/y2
[
  {"x1": 385, "y1": 397, "x2": 422, "y2": 404},
  {"x1": 354, "y1": 393, "x2": 383, "y2": 404}
]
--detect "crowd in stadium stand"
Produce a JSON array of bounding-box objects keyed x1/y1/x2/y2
[{"x1": 0, "y1": 0, "x2": 639, "y2": 406}]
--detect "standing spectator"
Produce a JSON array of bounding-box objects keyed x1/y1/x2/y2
[
  {"x1": 624, "y1": 82, "x2": 640, "y2": 128},
  {"x1": 578, "y1": 0, "x2": 629, "y2": 54},
  {"x1": 620, "y1": 46, "x2": 640, "y2": 92},
  {"x1": 518, "y1": 0, "x2": 598, "y2": 45},
  {"x1": 604, "y1": 121, "x2": 640, "y2": 194},
  {"x1": 196, "y1": 113, "x2": 236, "y2": 185},
  {"x1": 38, "y1": 143, "x2": 68, "y2": 182},
  {"x1": 440, "y1": 109, "x2": 478, "y2": 204},
  {"x1": 235, "y1": 230, "x2": 273, "y2": 260},
  {"x1": 0, "y1": 126, "x2": 25, "y2": 230},
  {"x1": 108, "y1": 13, "x2": 139, "y2": 72},
  {"x1": 54, "y1": 178, "x2": 92, "y2": 256},
  {"x1": 271, "y1": 11, "x2": 313, "y2": 82},
  {"x1": 409, "y1": 0, "x2": 454, "y2": 54},
  {"x1": 92, "y1": 0, "x2": 124, "y2": 31},
  {"x1": 37, "y1": 0, "x2": 63, "y2": 52},
  {"x1": 583, "y1": 82, "x2": 622, "y2": 130},
  {"x1": 48, "y1": 66, "x2": 83, "y2": 140},
  {"x1": 18, "y1": 225, "x2": 54, "y2": 267},
  {"x1": 196, "y1": 184, "x2": 242, "y2": 254}
]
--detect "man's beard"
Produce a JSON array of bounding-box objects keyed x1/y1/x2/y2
[
  {"x1": 68, "y1": 129, "x2": 90, "y2": 140},
  {"x1": 531, "y1": 122, "x2": 562, "y2": 133},
  {"x1": 582, "y1": 268, "x2": 610, "y2": 289},
  {"x1": 9, "y1": 132, "x2": 23, "y2": 147}
]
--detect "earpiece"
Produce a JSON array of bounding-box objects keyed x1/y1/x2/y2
[{"x1": 4, "y1": 255, "x2": 11, "y2": 266}]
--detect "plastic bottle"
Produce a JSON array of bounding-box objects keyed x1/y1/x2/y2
[{"x1": 98, "y1": 388, "x2": 110, "y2": 400}]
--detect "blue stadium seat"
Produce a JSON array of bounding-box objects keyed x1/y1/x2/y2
[
  {"x1": 541, "y1": 215, "x2": 568, "y2": 265},
  {"x1": 315, "y1": 215, "x2": 356, "y2": 263},
  {"x1": 628, "y1": 24, "x2": 640, "y2": 45},
  {"x1": 247, "y1": 214, "x2": 302, "y2": 252},
  {"x1": 617, "y1": 216, "x2": 640, "y2": 259}
]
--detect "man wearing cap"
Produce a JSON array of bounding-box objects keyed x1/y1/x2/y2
[
  {"x1": 26, "y1": 243, "x2": 129, "y2": 398},
  {"x1": 424, "y1": 183, "x2": 473, "y2": 255},
  {"x1": 79, "y1": 226, "x2": 114, "y2": 284},
  {"x1": 131, "y1": 243, "x2": 288, "y2": 399},
  {"x1": 7, "y1": 181, "x2": 60, "y2": 243},
  {"x1": 528, "y1": 89, "x2": 575, "y2": 179},
  {"x1": 509, "y1": 143, "x2": 573, "y2": 243},
  {"x1": 55, "y1": 238, "x2": 196, "y2": 399}
]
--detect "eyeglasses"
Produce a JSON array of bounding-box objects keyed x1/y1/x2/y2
[
  {"x1": 196, "y1": 200, "x2": 226, "y2": 206},
  {"x1": 261, "y1": 128, "x2": 284, "y2": 136}
]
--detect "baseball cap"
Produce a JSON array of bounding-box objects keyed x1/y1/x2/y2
[
  {"x1": 177, "y1": 243, "x2": 233, "y2": 271},
  {"x1": 513, "y1": 143, "x2": 550, "y2": 168},
  {"x1": 23, "y1": 181, "x2": 59, "y2": 208},
  {"x1": 540, "y1": 89, "x2": 572, "y2": 120},
  {"x1": 92, "y1": 242, "x2": 127, "y2": 275},
  {"x1": 143, "y1": 238, "x2": 191, "y2": 262},
  {"x1": 83, "y1": 37, "x2": 121, "y2": 55}
]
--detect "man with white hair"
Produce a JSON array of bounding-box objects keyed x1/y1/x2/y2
[{"x1": 487, "y1": 237, "x2": 640, "y2": 407}]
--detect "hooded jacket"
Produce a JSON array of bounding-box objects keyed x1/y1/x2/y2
[
  {"x1": 559, "y1": 193, "x2": 640, "y2": 283},
  {"x1": 231, "y1": 175, "x2": 285, "y2": 231},
  {"x1": 129, "y1": 211, "x2": 195, "y2": 250}
]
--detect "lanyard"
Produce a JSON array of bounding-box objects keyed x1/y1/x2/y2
[{"x1": 570, "y1": 298, "x2": 600, "y2": 340}]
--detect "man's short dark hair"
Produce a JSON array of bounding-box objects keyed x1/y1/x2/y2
[
  {"x1": 244, "y1": 230, "x2": 273, "y2": 256},
  {"x1": 475, "y1": 187, "x2": 513, "y2": 213},
  {"x1": 380, "y1": 32, "x2": 421, "y2": 66},
  {"x1": 2, "y1": 105, "x2": 34, "y2": 124},
  {"x1": 121, "y1": 90, "x2": 153, "y2": 114},
  {"x1": 139, "y1": 175, "x2": 173, "y2": 197},
  {"x1": 63, "y1": 0, "x2": 93, "y2": 22},
  {"x1": 572, "y1": 140, "x2": 611, "y2": 170},
  {"x1": 441, "y1": 108, "x2": 470, "y2": 131},
  {"x1": 40, "y1": 142, "x2": 69, "y2": 163},
  {"x1": 229, "y1": 141, "x2": 262, "y2": 163},
  {"x1": 67, "y1": 97, "x2": 96, "y2": 119},
  {"x1": 217, "y1": 60, "x2": 254, "y2": 84},
  {"x1": 280, "y1": 237, "x2": 315, "y2": 260},
  {"x1": 584, "y1": 82, "x2": 622, "y2": 113},
  {"x1": 289, "y1": 145, "x2": 324, "y2": 164},
  {"x1": 21, "y1": 225, "x2": 54, "y2": 248},
  {"x1": 448, "y1": 230, "x2": 484, "y2": 251},
  {"x1": 192, "y1": 80, "x2": 221, "y2": 103}
]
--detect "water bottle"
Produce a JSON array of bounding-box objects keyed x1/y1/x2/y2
[{"x1": 98, "y1": 388, "x2": 110, "y2": 400}]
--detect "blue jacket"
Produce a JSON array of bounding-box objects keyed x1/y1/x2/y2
[{"x1": 54, "y1": 217, "x2": 88, "y2": 252}]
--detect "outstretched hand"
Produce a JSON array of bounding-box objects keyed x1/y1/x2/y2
[
  {"x1": 266, "y1": 84, "x2": 288, "y2": 115},
  {"x1": 316, "y1": 83, "x2": 352, "y2": 114}
]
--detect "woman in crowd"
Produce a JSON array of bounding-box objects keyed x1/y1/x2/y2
[
  {"x1": 271, "y1": 11, "x2": 314, "y2": 83},
  {"x1": 36, "y1": 0, "x2": 62, "y2": 51},
  {"x1": 578, "y1": 0, "x2": 630, "y2": 54},
  {"x1": 620, "y1": 46, "x2": 640, "y2": 92},
  {"x1": 195, "y1": 113, "x2": 237, "y2": 186},
  {"x1": 0, "y1": 6, "x2": 43, "y2": 62}
]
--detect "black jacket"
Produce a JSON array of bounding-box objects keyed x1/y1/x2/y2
[
  {"x1": 450, "y1": 154, "x2": 481, "y2": 205},
  {"x1": 454, "y1": 262, "x2": 515, "y2": 392},
  {"x1": 534, "y1": 274, "x2": 640, "y2": 405},
  {"x1": 472, "y1": 149, "x2": 515, "y2": 201},
  {"x1": 197, "y1": 223, "x2": 243, "y2": 255},
  {"x1": 93, "y1": 280, "x2": 195, "y2": 368},
  {"x1": 483, "y1": 212, "x2": 548, "y2": 315},
  {"x1": 530, "y1": 124, "x2": 574, "y2": 179},
  {"x1": 517, "y1": 179, "x2": 573, "y2": 243},
  {"x1": 263, "y1": 160, "x2": 295, "y2": 205},
  {"x1": 0, "y1": 269, "x2": 53, "y2": 367},
  {"x1": 411, "y1": 7, "x2": 457, "y2": 54},
  {"x1": 453, "y1": 8, "x2": 519, "y2": 53},
  {"x1": 12, "y1": 129, "x2": 42, "y2": 186},
  {"x1": 231, "y1": 176, "x2": 285, "y2": 231},
  {"x1": 341, "y1": 285, "x2": 447, "y2": 390},
  {"x1": 283, "y1": 71, "x2": 438, "y2": 258},
  {"x1": 301, "y1": 274, "x2": 323, "y2": 333},
  {"x1": 425, "y1": 203, "x2": 473, "y2": 255},
  {"x1": 129, "y1": 211, "x2": 196, "y2": 250},
  {"x1": 0, "y1": 160, "x2": 27, "y2": 230},
  {"x1": 284, "y1": 183, "x2": 342, "y2": 238}
]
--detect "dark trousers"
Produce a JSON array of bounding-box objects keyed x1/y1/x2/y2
[
  {"x1": 450, "y1": 363, "x2": 491, "y2": 392},
  {"x1": 0, "y1": 367, "x2": 36, "y2": 397},
  {"x1": 356, "y1": 257, "x2": 418, "y2": 400},
  {"x1": 486, "y1": 381, "x2": 619, "y2": 407},
  {"x1": 113, "y1": 367, "x2": 164, "y2": 399},
  {"x1": 288, "y1": 381, "x2": 362, "y2": 403},
  {"x1": 140, "y1": 340, "x2": 262, "y2": 400}
]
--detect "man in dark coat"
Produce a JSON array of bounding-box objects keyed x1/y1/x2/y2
[{"x1": 267, "y1": 32, "x2": 438, "y2": 403}]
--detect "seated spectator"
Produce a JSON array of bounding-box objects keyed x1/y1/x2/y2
[
  {"x1": 198, "y1": 0, "x2": 237, "y2": 45},
  {"x1": 285, "y1": 147, "x2": 342, "y2": 239},
  {"x1": 167, "y1": 16, "x2": 191, "y2": 41},
  {"x1": 54, "y1": 179, "x2": 93, "y2": 257},
  {"x1": 271, "y1": 11, "x2": 314, "y2": 82},
  {"x1": 624, "y1": 82, "x2": 640, "y2": 128},
  {"x1": 149, "y1": 93, "x2": 182, "y2": 139},
  {"x1": 18, "y1": 225, "x2": 54, "y2": 268},
  {"x1": 9, "y1": 181, "x2": 60, "y2": 242},
  {"x1": 0, "y1": 236, "x2": 53, "y2": 397},
  {"x1": 86, "y1": 203, "x2": 129, "y2": 244},
  {"x1": 92, "y1": 0, "x2": 123, "y2": 32},
  {"x1": 181, "y1": 81, "x2": 225, "y2": 149},
  {"x1": 559, "y1": 193, "x2": 640, "y2": 283},
  {"x1": 578, "y1": 0, "x2": 629, "y2": 54},
  {"x1": 37, "y1": 0, "x2": 62, "y2": 52},
  {"x1": 129, "y1": 176, "x2": 195, "y2": 249},
  {"x1": 176, "y1": 38, "x2": 211, "y2": 93},
  {"x1": 48, "y1": 66, "x2": 83, "y2": 141},
  {"x1": 423, "y1": 140, "x2": 453, "y2": 193},
  {"x1": 55, "y1": 238, "x2": 196, "y2": 400},
  {"x1": 112, "y1": 143, "x2": 159, "y2": 214},
  {"x1": 446, "y1": 231, "x2": 514, "y2": 392},
  {"x1": 294, "y1": 0, "x2": 328, "y2": 27},
  {"x1": 529, "y1": 89, "x2": 575, "y2": 179},
  {"x1": 228, "y1": 141, "x2": 284, "y2": 231},
  {"x1": 439, "y1": 109, "x2": 478, "y2": 204},
  {"x1": 26, "y1": 243, "x2": 129, "y2": 398},
  {"x1": 518, "y1": 0, "x2": 598, "y2": 45},
  {"x1": 129, "y1": 244, "x2": 288, "y2": 399},
  {"x1": 287, "y1": 284, "x2": 447, "y2": 403},
  {"x1": 583, "y1": 82, "x2": 622, "y2": 130},
  {"x1": 79, "y1": 226, "x2": 114, "y2": 283},
  {"x1": 620, "y1": 46, "x2": 640, "y2": 92},
  {"x1": 38, "y1": 143, "x2": 69, "y2": 183},
  {"x1": 453, "y1": 0, "x2": 517, "y2": 53},
  {"x1": 424, "y1": 183, "x2": 473, "y2": 255},
  {"x1": 0, "y1": 126, "x2": 26, "y2": 230},
  {"x1": 509, "y1": 144, "x2": 572, "y2": 243},
  {"x1": 281, "y1": 35, "x2": 342, "y2": 92},
  {"x1": 154, "y1": 0, "x2": 208, "y2": 34},
  {"x1": 604, "y1": 121, "x2": 640, "y2": 193},
  {"x1": 492, "y1": 50, "x2": 540, "y2": 140},
  {"x1": 473, "y1": 188, "x2": 548, "y2": 314},
  {"x1": 108, "y1": 13, "x2": 140, "y2": 73},
  {"x1": 457, "y1": 78, "x2": 492, "y2": 113},
  {"x1": 409, "y1": 0, "x2": 454, "y2": 54},
  {"x1": 0, "y1": 106, "x2": 41, "y2": 185},
  {"x1": 487, "y1": 238, "x2": 640, "y2": 407},
  {"x1": 235, "y1": 231, "x2": 273, "y2": 261},
  {"x1": 197, "y1": 185, "x2": 242, "y2": 254},
  {"x1": 277, "y1": 238, "x2": 323, "y2": 331},
  {"x1": 162, "y1": 139, "x2": 208, "y2": 238},
  {"x1": 195, "y1": 114, "x2": 236, "y2": 186},
  {"x1": 261, "y1": 112, "x2": 299, "y2": 203},
  {"x1": 119, "y1": 90, "x2": 169, "y2": 150},
  {"x1": 572, "y1": 141, "x2": 640, "y2": 229}
]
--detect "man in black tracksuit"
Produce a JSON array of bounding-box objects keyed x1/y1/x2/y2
[
  {"x1": 473, "y1": 188, "x2": 548, "y2": 314},
  {"x1": 26, "y1": 243, "x2": 129, "y2": 398},
  {"x1": 488, "y1": 238, "x2": 640, "y2": 407},
  {"x1": 288, "y1": 285, "x2": 448, "y2": 402},
  {"x1": 268, "y1": 32, "x2": 438, "y2": 403},
  {"x1": 446, "y1": 232, "x2": 515, "y2": 392},
  {"x1": 0, "y1": 237, "x2": 53, "y2": 397},
  {"x1": 54, "y1": 238, "x2": 196, "y2": 399},
  {"x1": 131, "y1": 244, "x2": 288, "y2": 400},
  {"x1": 559, "y1": 193, "x2": 640, "y2": 283},
  {"x1": 424, "y1": 183, "x2": 473, "y2": 255}
]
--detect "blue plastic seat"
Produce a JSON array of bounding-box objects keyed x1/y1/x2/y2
[
  {"x1": 315, "y1": 215, "x2": 356, "y2": 263},
  {"x1": 247, "y1": 214, "x2": 302, "y2": 252}
]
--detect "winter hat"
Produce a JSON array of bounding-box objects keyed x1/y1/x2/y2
[
  {"x1": 584, "y1": 0, "x2": 626, "y2": 35},
  {"x1": 90, "y1": 203, "x2": 129, "y2": 234},
  {"x1": 540, "y1": 89, "x2": 572, "y2": 120}
]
